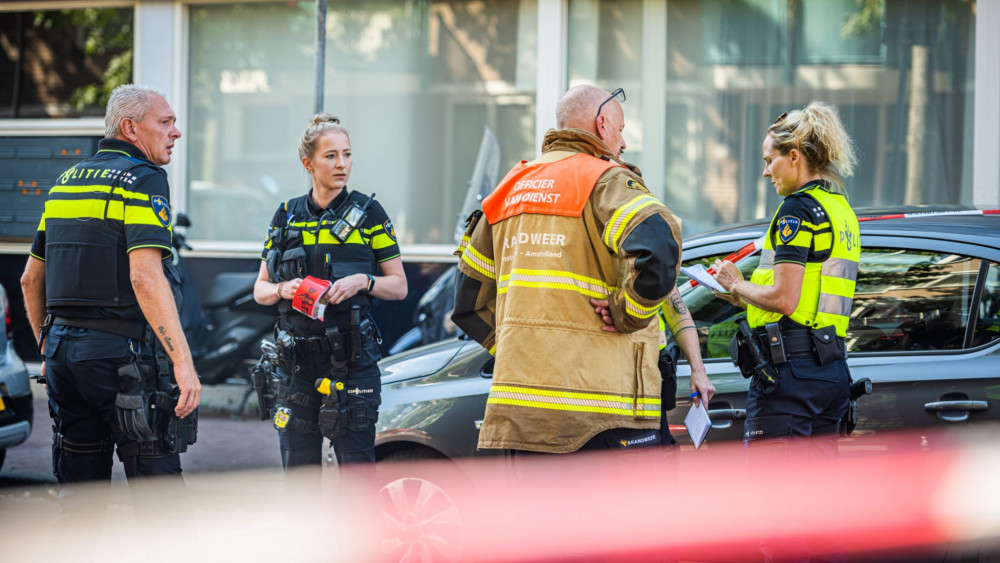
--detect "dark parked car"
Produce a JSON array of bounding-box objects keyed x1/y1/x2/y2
[
  {"x1": 373, "y1": 211, "x2": 1000, "y2": 463},
  {"x1": 0, "y1": 283, "x2": 33, "y2": 471}
]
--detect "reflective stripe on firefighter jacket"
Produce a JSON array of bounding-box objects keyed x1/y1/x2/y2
[
  {"x1": 747, "y1": 184, "x2": 860, "y2": 337},
  {"x1": 455, "y1": 128, "x2": 683, "y2": 453}
]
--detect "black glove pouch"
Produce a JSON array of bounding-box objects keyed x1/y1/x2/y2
[
  {"x1": 115, "y1": 361, "x2": 154, "y2": 442},
  {"x1": 658, "y1": 348, "x2": 678, "y2": 412},
  {"x1": 317, "y1": 385, "x2": 346, "y2": 440},
  {"x1": 810, "y1": 325, "x2": 845, "y2": 366},
  {"x1": 729, "y1": 333, "x2": 755, "y2": 379}
]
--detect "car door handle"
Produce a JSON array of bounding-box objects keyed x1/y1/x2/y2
[
  {"x1": 708, "y1": 408, "x2": 747, "y2": 420},
  {"x1": 706, "y1": 408, "x2": 746, "y2": 430},
  {"x1": 924, "y1": 400, "x2": 988, "y2": 423},
  {"x1": 924, "y1": 400, "x2": 988, "y2": 412}
]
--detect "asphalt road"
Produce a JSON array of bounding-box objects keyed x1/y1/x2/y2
[{"x1": 1, "y1": 391, "x2": 283, "y2": 488}]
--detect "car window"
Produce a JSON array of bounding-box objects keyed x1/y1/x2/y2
[
  {"x1": 849, "y1": 249, "x2": 980, "y2": 352},
  {"x1": 973, "y1": 261, "x2": 1000, "y2": 348},
  {"x1": 670, "y1": 248, "x2": 993, "y2": 360}
]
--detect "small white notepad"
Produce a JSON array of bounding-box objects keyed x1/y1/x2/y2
[{"x1": 684, "y1": 401, "x2": 712, "y2": 449}]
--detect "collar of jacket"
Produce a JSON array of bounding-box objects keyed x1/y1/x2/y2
[
  {"x1": 97, "y1": 138, "x2": 153, "y2": 164},
  {"x1": 540, "y1": 128, "x2": 643, "y2": 177}
]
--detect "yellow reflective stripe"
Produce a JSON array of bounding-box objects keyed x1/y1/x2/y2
[
  {"x1": 461, "y1": 244, "x2": 496, "y2": 279},
  {"x1": 369, "y1": 232, "x2": 396, "y2": 250},
  {"x1": 488, "y1": 343, "x2": 496, "y2": 356},
  {"x1": 44, "y1": 198, "x2": 122, "y2": 220},
  {"x1": 49, "y1": 184, "x2": 151, "y2": 202},
  {"x1": 488, "y1": 385, "x2": 660, "y2": 416},
  {"x1": 456, "y1": 234, "x2": 471, "y2": 255},
  {"x1": 813, "y1": 232, "x2": 832, "y2": 251},
  {"x1": 802, "y1": 219, "x2": 828, "y2": 231},
  {"x1": 43, "y1": 198, "x2": 164, "y2": 227},
  {"x1": 497, "y1": 269, "x2": 613, "y2": 298},
  {"x1": 603, "y1": 195, "x2": 660, "y2": 252},
  {"x1": 819, "y1": 275, "x2": 855, "y2": 297},
  {"x1": 624, "y1": 292, "x2": 660, "y2": 319}
]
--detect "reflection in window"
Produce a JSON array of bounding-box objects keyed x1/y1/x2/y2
[
  {"x1": 569, "y1": 0, "x2": 976, "y2": 237},
  {"x1": 0, "y1": 8, "x2": 133, "y2": 118},
  {"x1": 848, "y1": 250, "x2": 979, "y2": 352},
  {"x1": 973, "y1": 262, "x2": 1000, "y2": 348},
  {"x1": 186, "y1": 1, "x2": 536, "y2": 244}
]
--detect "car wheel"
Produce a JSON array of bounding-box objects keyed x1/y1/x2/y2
[{"x1": 378, "y1": 450, "x2": 466, "y2": 563}]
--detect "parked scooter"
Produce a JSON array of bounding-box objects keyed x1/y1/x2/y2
[
  {"x1": 170, "y1": 213, "x2": 277, "y2": 386},
  {"x1": 388, "y1": 127, "x2": 500, "y2": 355}
]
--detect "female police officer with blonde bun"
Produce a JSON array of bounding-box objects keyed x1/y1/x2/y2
[
  {"x1": 712, "y1": 102, "x2": 859, "y2": 452},
  {"x1": 253, "y1": 114, "x2": 407, "y2": 468}
]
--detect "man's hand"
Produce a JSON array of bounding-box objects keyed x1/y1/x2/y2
[
  {"x1": 590, "y1": 298, "x2": 618, "y2": 332},
  {"x1": 689, "y1": 365, "x2": 715, "y2": 408},
  {"x1": 173, "y1": 361, "x2": 201, "y2": 418}
]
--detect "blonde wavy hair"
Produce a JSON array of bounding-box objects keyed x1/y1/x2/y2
[{"x1": 768, "y1": 101, "x2": 857, "y2": 195}]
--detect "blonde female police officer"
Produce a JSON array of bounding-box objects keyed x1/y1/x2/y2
[
  {"x1": 253, "y1": 115, "x2": 406, "y2": 468},
  {"x1": 712, "y1": 102, "x2": 859, "y2": 451}
]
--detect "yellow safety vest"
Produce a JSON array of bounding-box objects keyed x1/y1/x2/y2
[{"x1": 747, "y1": 186, "x2": 860, "y2": 337}]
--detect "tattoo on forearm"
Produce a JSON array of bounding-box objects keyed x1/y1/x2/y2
[
  {"x1": 670, "y1": 294, "x2": 688, "y2": 315},
  {"x1": 158, "y1": 326, "x2": 176, "y2": 352}
]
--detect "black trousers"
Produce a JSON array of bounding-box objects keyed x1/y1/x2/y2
[
  {"x1": 43, "y1": 325, "x2": 182, "y2": 483},
  {"x1": 278, "y1": 348, "x2": 382, "y2": 468}
]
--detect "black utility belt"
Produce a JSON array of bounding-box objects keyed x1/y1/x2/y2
[
  {"x1": 281, "y1": 316, "x2": 381, "y2": 357},
  {"x1": 754, "y1": 323, "x2": 845, "y2": 365},
  {"x1": 50, "y1": 315, "x2": 146, "y2": 341}
]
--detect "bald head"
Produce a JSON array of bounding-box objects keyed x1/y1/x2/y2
[
  {"x1": 555, "y1": 84, "x2": 627, "y2": 159},
  {"x1": 556, "y1": 85, "x2": 612, "y2": 132}
]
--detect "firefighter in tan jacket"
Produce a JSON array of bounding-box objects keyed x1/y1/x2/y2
[{"x1": 453, "y1": 85, "x2": 704, "y2": 454}]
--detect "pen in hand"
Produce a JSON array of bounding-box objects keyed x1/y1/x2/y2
[{"x1": 689, "y1": 390, "x2": 703, "y2": 408}]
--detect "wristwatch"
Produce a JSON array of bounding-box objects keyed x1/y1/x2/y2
[{"x1": 366, "y1": 274, "x2": 375, "y2": 294}]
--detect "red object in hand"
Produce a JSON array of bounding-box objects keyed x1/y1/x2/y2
[{"x1": 292, "y1": 276, "x2": 332, "y2": 320}]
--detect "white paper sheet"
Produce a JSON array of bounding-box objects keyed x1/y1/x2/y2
[
  {"x1": 680, "y1": 264, "x2": 727, "y2": 293},
  {"x1": 684, "y1": 401, "x2": 712, "y2": 449}
]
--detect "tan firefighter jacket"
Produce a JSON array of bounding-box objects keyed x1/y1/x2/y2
[{"x1": 453, "y1": 128, "x2": 683, "y2": 453}]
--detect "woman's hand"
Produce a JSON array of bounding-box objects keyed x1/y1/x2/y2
[
  {"x1": 712, "y1": 259, "x2": 743, "y2": 292},
  {"x1": 322, "y1": 273, "x2": 369, "y2": 305},
  {"x1": 276, "y1": 278, "x2": 303, "y2": 301}
]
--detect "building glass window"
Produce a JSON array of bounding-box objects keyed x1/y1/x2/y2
[
  {"x1": 568, "y1": 0, "x2": 976, "y2": 237},
  {"x1": 186, "y1": 0, "x2": 537, "y2": 244},
  {"x1": 0, "y1": 8, "x2": 133, "y2": 119}
]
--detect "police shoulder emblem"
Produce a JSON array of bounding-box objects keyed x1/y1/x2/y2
[
  {"x1": 383, "y1": 219, "x2": 397, "y2": 242},
  {"x1": 150, "y1": 195, "x2": 171, "y2": 227},
  {"x1": 776, "y1": 215, "x2": 800, "y2": 244}
]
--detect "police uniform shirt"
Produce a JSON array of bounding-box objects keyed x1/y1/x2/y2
[
  {"x1": 30, "y1": 139, "x2": 175, "y2": 323},
  {"x1": 261, "y1": 189, "x2": 400, "y2": 332},
  {"x1": 770, "y1": 180, "x2": 835, "y2": 267}
]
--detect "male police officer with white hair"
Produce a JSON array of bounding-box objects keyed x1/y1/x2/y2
[{"x1": 21, "y1": 84, "x2": 200, "y2": 485}]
